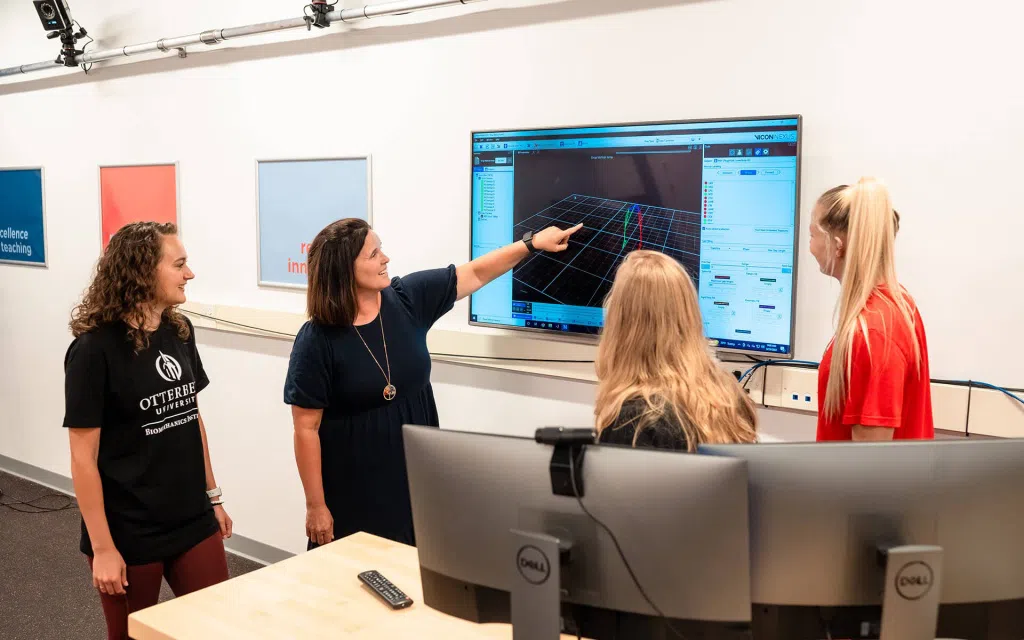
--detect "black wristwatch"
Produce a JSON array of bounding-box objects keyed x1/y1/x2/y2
[{"x1": 523, "y1": 230, "x2": 538, "y2": 253}]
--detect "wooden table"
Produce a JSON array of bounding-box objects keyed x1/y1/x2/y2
[{"x1": 128, "y1": 532, "x2": 581, "y2": 639}]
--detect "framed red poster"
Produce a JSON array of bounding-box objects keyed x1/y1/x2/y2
[{"x1": 99, "y1": 163, "x2": 179, "y2": 249}]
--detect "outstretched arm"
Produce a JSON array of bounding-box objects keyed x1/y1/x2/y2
[{"x1": 455, "y1": 223, "x2": 583, "y2": 300}]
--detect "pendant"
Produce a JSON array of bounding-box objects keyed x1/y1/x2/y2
[{"x1": 383, "y1": 384, "x2": 397, "y2": 401}]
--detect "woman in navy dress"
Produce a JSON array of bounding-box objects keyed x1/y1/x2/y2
[{"x1": 284, "y1": 218, "x2": 582, "y2": 547}]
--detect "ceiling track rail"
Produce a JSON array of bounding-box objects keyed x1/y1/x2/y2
[{"x1": 0, "y1": 0, "x2": 484, "y2": 79}]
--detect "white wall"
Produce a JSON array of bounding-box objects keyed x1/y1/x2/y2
[{"x1": 1, "y1": 0, "x2": 1020, "y2": 554}]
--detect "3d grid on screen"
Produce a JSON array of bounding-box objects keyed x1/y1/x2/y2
[{"x1": 511, "y1": 194, "x2": 700, "y2": 308}]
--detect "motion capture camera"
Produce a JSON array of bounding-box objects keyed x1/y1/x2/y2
[
  {"x1": 32, "y1": 0, "x2": 87, "y2": 68},
  {"x1": 306, "y1": 0, "x2": 333, "y2": 30},
  {"x1": 33, "y1": 0, "x2": 73, "y2": 32}
]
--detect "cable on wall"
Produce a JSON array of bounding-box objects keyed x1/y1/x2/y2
[
  {"x1": 180, "y1": 309, "x2": 1024, "y2": 430},
  {"x1": 182, "y1": 309, "x2": 597, "y2": 364}
]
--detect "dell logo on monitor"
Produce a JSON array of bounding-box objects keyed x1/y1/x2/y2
[
  {"x1": 895, "y1": 561, "x2": 934, "y2": 600},
  {"x1": 516, "y1": 545, "x2": 551, "y2": 585}
]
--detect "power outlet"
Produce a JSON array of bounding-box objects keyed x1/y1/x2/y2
[
  {"x1": 722, "y1": 362, "x2": 1024, "y2": 439},
  {"x1": 778, "y1": 367, "x2": 817, "y2": 412}
]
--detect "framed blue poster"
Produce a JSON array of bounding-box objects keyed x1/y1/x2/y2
[
  {"x1": 256, "y1": 157, "x2": 372, "y2": 289},
  {"x1": 0, "y1": 167, "x2": 47, "y2": 267}
]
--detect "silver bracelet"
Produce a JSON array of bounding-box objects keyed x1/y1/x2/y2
[
  {"x1": 211, "y1": 500, "x2": 224, "y2": 506},
  {"x1": 206, "y1": 487, "x2": 223, "y2": 499}
]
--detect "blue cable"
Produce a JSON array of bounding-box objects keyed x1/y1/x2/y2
[
  {"x1": 738, "y1": 359, "x2": 819, "y2": 385},
  {"x1": 946, "y1": 380, "x2": 1024, "y2": 408}
]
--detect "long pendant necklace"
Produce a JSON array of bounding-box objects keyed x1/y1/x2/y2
[{"x1": 354, "y1": 305, "x2": 397, "y2": 401}]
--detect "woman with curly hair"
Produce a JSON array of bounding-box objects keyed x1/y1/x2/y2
[{"x1": 63, "y1": 222, "x2": 232, "y2": 640}]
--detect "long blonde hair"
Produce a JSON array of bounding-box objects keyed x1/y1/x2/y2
[
  {"x1": 594, "y1": 251, "x2": 757, "y2": 450},
  {"x1": 816, "y1": 178, "x2": 920, "y2": 419}
]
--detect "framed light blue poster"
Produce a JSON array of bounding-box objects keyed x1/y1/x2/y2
[
  {"x1": 257, "y1": 157, "x2": 372, "y2": 288},
  {"x1": 0, "y1": 167, "x2": 47, "y2": 267}
]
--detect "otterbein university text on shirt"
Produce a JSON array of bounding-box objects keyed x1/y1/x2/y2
[{"x1": 139, "y1": 380, "x2": 198, "y2": 436}]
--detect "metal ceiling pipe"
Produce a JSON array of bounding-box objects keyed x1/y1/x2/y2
[
  {"x1": 217, "y1": 18, "x2": 310, "y2": 41},
  {"x1": 3, "y1": 60, "x2": 58, "y2": 76},
  {"x1": 349, "y1": 0, "x2": 468, "y2": 19},
  {"x1": 0, "y1": 0, "x2": 484, "y2": 79}
]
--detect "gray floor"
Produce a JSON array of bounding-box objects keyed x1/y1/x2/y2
[{"x1": 0, "y1": 470, "x2": 263, "y2": 640}]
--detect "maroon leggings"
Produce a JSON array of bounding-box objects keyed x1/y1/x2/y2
[{"x1": 87, "y1": 532, "x2": 229, "y2": 640}]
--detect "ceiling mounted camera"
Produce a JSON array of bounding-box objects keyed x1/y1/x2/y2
[{"x1": 32, "y1": 0, "x2": 73, "y2": 32}]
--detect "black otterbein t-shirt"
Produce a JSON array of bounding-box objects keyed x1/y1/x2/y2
[{"x1": 62, "y1": 317, "x2": 218, "y2": 565}]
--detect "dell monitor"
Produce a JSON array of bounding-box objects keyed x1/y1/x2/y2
[
  {"x1": 403, "y1": 425, "x2": 753, "y2": 639},
  {"x1": 699, "y1": 440, "x2": 1024, "y2": 640},
  {"x1": 469, "y1": 115, "x2": 801, "y2": 358}
]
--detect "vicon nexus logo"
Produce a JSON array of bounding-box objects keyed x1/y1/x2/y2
[{"x1": 754, "y1": 134, "x2": 776, "y2": 141}]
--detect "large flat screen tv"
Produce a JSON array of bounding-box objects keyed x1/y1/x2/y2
[{"x1": 469, "y1": 115, "x2": 801, "y2": 358}]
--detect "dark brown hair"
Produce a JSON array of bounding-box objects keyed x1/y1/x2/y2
[
  {"x1": 306, "y1": 218, "x2": 372, "y2": 326},
  {"x1": 70, "y1": 221, "x2": 189, "y2": 351}
]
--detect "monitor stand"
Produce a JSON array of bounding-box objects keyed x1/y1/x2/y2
[
  {"x1": 878, "y1": 544, "x2": 943, "y2": 640},
  {"x1": 512, "y1": 430, "x2": 590, "y2": 639},
  {"x1": 510, "y1": 528, "x2": 572, "y2": 640}
]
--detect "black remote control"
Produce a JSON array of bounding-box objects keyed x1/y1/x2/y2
[{"x1": 358, "y1": 570, "x2": 413, "y2": 609}]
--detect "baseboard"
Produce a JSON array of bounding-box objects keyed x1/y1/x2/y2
[
  {"x1": 0, "y1": 454, "x2": 293, "y2": 566},
  {"x1": 224, "y1": 533, "x2": 293, "y2": 565},
  {"x1": 0, "y1": 453, "x2": 75, "y2": 494}
]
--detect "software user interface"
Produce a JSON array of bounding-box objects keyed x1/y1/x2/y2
[{"x1": 469, "y1": 117, "x2": 799, "y2": 355}]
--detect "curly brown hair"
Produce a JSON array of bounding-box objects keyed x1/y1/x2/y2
[{"x1": 70, "y1": 221, "x2": 190, "y2": 351}]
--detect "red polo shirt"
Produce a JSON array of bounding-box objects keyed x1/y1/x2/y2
[{"x1": 816, "y1": 288, "x2": 934, "y2": 441}]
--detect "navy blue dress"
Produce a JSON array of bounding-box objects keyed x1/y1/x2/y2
[{"x1": 284, "y1": 266, "x2": 458, "y2": 547}]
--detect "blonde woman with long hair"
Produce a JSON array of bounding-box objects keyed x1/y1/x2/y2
[
  {"x1": 809, "y1": 178, "x2": 933, "y2": 441},
  {"x1": 594, "y1": 250, "x2": 758, "y2": 451}
]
